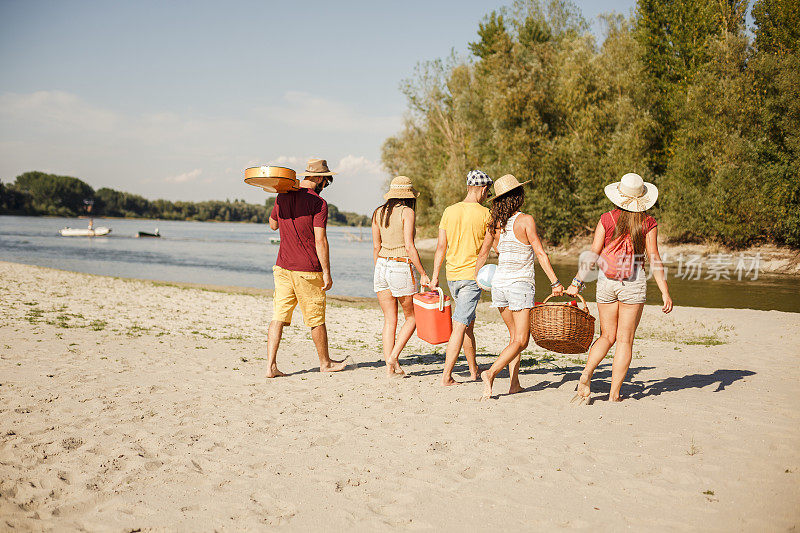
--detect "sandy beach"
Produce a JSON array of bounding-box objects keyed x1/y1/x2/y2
[{"x1": 1, "y1": 260, "x2": 798, "y2": 531}]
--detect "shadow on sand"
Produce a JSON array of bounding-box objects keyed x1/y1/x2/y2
[{"x1": 399, "y1": 351, "x2": 756, "y2": 401}]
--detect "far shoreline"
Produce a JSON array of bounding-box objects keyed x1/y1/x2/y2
[
  {"x1": 415, "y1": 236, "x2": 800, "y2": 277},
  {"x1": 0, "y1": 212, "x2": 365, "y2": 227},
  {"x1": 1, "y1": 259, "x2": 797, "y2": 314}
]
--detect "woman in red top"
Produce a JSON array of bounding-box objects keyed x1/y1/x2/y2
[{"x1": 566, "y1": 173, "x2": 673, "y2": 403}]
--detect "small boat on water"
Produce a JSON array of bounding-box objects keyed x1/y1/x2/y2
[
  {"x1": 270, "y1": 237, "x2": 281, "y2": 245},
  {"x1": 136, "y1": 228, "x2": 160, "y2": 238},
  {"x1": 59, "y1": 226, "x2": 111, "y2": 237},
  {"x1": 60, "y1": 199, "x2": 111, "y2": 237}
]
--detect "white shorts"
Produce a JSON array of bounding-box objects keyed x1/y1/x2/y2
[
  {"x1": 596, "y1": 267, "x2": 647, "y2": 305},
  {"x1": 491, "y1": 281, "x2": 536, "y2": 311},
  {"x1": 373, "y1": 257, "x2": 417, "y2": 297}
]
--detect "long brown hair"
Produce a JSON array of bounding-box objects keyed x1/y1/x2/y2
[
  {"x1": 490, "y1": 187, "x2": 524, "y2": 233},
  {"x1": 612, "y1": 209, "x2": 647, "y2": 258},
  {"x1": 373, "y1": 198, "x2": 416, "y2": 227}
]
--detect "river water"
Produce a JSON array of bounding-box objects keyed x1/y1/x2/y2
[{"x1": 1, "y1": 215, "x2": 797, "y2": 312}]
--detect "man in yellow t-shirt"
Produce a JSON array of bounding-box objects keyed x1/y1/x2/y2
[{"x1": 431, "y1": 170, "x2": 493, "y2": 386}]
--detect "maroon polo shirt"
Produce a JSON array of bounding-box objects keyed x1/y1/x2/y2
[{"x1": 270, "y1": 188, "x2": 328, "y2": 272}]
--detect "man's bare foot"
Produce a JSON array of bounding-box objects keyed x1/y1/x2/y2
[
  {"x1": 480, "y1": 370, "x2": 493, "y2": 400},
  {"x1": 266, "y1": 366, "x2": 287, "y2": 378},
  {"x1": 610, "y1": 395, "x2": 622, "y2": 402},
  {"x1": 508, "y1": 382, "x2": 523, "y2": 394},
  {"x1": 320, "y1": 357, "x2": 349, "y2": 373},
  {"x1": 441, "y1": 376, "x2": 461, "y2": 386}
]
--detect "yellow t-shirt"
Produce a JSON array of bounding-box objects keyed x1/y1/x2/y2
[{"x1": 439, "y1": 202, "x2": 491, "y2": 280}]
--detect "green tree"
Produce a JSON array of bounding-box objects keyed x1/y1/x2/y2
[
  {"x1": 13, "y1": 171, "x2": 95, "y2": 216},
  {"x1": 752, "y1": 0, "x2": 800, "y2": 55},
  {"x1": 635, "y1": 0, "x2": 747, "y2": 173}
]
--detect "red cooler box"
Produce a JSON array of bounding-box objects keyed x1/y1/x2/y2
[{"x1": 413, "y1": 288, "x2": 452, "y2": 344}]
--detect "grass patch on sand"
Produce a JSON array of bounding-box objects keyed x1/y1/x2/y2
[
  {"x1": 687, "y1": 438, "x2": 701, "y2": 456},
  {"x1": 519, "y1": 353, "x2": 556, "y2": 368},
  {"x1": 25, "y1": 308, "x2": 44, "y2": 323},
  {"x1": 641, "y1": 321, "x2": 731, "y2": 346},
  {"x1": 126, "y1": 324, "x2": 152, "y2": 337},
  {"x1": 683, "y1": 335, "x2": 726, "y2": 346}
]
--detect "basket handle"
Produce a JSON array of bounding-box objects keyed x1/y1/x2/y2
[{"x1": 541, "y1": 292, "x2": 589, "y2": 311}]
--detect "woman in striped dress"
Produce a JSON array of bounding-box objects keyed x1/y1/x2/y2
[{"x1": 474, "y1": 174, "x2": 563, "y2": 399}]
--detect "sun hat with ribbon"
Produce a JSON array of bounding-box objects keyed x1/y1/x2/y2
[
  {"x1": 604, "y1": 173, "x2": 658, "y2": 212},
  {"x1": 384, "y1": 176, "x2": 419, "y2": 200},
  {"x1": 492, "y1": 174, "x2": 530, "y2": 200},
  {"x1": 298, "y1": 158, "x2": 337, "y2": 182}
]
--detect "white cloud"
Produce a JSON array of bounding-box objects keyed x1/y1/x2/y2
[
  {"x1": 260, "y1": 91, "x2": 401, "y2": 135},
  {"x1": 0, "y1": 91, "x2": 118, "y2": 132},
  {"x1": 0, "y1": 90, "x2": 393, "y2": 213},
  {"x1": 267, "y1": 155, "x2": 304, "y2": 168},
  {"x1": 335, "y1": 154, "x2": 385, "y2": 176},
  {"x1": 164, "y1": 168, "x2": 202, "y2": 183}
]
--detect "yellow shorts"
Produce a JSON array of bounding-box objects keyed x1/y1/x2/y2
[{"x1": 272, "y1": 265, "x2": 326, "y2": 327}]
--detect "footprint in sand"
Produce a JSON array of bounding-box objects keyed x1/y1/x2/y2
[
  {"x1": 460, "y1": 466, "x2": 477, "y2": 480},
  {"x1": 250, "y1": 493, "x2": 297, "y2": 526},
  {"x1": 61, "y1": 437, "x2": 83, "y2": 451},
  {"x1": 144, "y1": 460, "x2": 163, "y2": 472},
  {"x1": 311, "y1": 434, "x2": 341, "y2": 447}
]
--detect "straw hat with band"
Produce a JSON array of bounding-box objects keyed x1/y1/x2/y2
[
  {"x1": 384, "y1": 175, "x2": 419, "y2": 200},
  {"x1": 492, "y1": 174, "x2": 530, "y2": 200},
  {"x1": 299, "y1": 158, "x2": 337, "y2": 186},
  {"x1": 604, "y1": 173, "x2": 658, "y2": 212}
]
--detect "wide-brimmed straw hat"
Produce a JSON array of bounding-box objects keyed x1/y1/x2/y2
[
  {"x1": 492, "y1": 174, "x2": 530, "y2": 200},
  {"x1": 604, "y1": 173, "x2": 658, "y2": 212},
  {"x1": 298, "y1": 158, "x2": 337, "y2": 183},
  {"x1": 384, "y1": 175, "x2": 419, "y2": 200}
]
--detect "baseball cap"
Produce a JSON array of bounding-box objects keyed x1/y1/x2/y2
[{"x1": 466, "y1": 169, "x2": 493, "y2": 187}]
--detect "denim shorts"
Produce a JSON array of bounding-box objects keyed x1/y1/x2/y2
[
  {"x1": 447, "y1": 279, "x2": 482, "y2": 326},
  {"x1": 596, "y1": 267, "x2": 646, "y2": 304},
  {"x1": 373, "y1": 257, "x2": 417, "y2": 297},
  {"x1": 491, "y1": 281, "x2": 535, "y2": 311}
]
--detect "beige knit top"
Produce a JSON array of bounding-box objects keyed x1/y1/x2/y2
[{"x1": 377, "y1": 205, "x2": 408, "y2": 259}]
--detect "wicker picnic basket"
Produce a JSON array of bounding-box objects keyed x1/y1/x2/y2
[{"x1": 531, "y1": 293, "x2": 596, "y2": 354}]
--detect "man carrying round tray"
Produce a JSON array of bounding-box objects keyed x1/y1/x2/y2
[
  {"x1": 430, "y1": 169, "x2": 493, "y2": 386},
  {"x1": 266, "y1": 158, "x2": 349, "y2": 377}
]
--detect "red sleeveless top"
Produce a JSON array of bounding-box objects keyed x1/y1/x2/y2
[{"x1": 600, "y1": 209, "x2": 657, "y2": 248}]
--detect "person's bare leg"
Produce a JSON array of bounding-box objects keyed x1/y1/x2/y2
[
  {"x1": 387, "y1": 295, "x2": 417, "y2": 375},
  {"x1": 311, "y1": 324, "x2": 347, "y2": 372},
  {"x1": 377, "y1": 290, "x2": 398, "y2": 375},
  {"x1": 266, "y1": 320, "x2": 288, "y2": 378},
  {"x1": 481, "y1": 310, "x2": 529, "y2": 399},
  {"x1": 441, "y1": 321, "x2": 468, "y2": 386},
  {"x1": 609, "y1": 303, "x2": 644, "y2": 401},
  {"x1": 463, "y1": 322, "x2": 480, "y2": 380},
  {"x1": 574, "y1": 302, "x2": 619, "y2": 400},
  {"x1": 497, "y1": 307, "x2": 522, "y2": 393}
]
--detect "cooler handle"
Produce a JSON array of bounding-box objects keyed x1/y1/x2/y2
[{"x1": 418, "y1": 285, "x2": 446, "y2": 312}]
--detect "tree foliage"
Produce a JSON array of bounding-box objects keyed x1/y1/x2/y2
[{"x1": 382, "y1": 0, "x2": 800, "y2": 247}]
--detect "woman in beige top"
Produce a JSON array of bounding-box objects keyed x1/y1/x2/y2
[{"x1": 371, "y1": 176, "x2": 430, "y2": 376}]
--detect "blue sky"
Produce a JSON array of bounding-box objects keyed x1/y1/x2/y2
[{"x1": 1, "y1": 0, "x2": 637, "y2": 214}]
